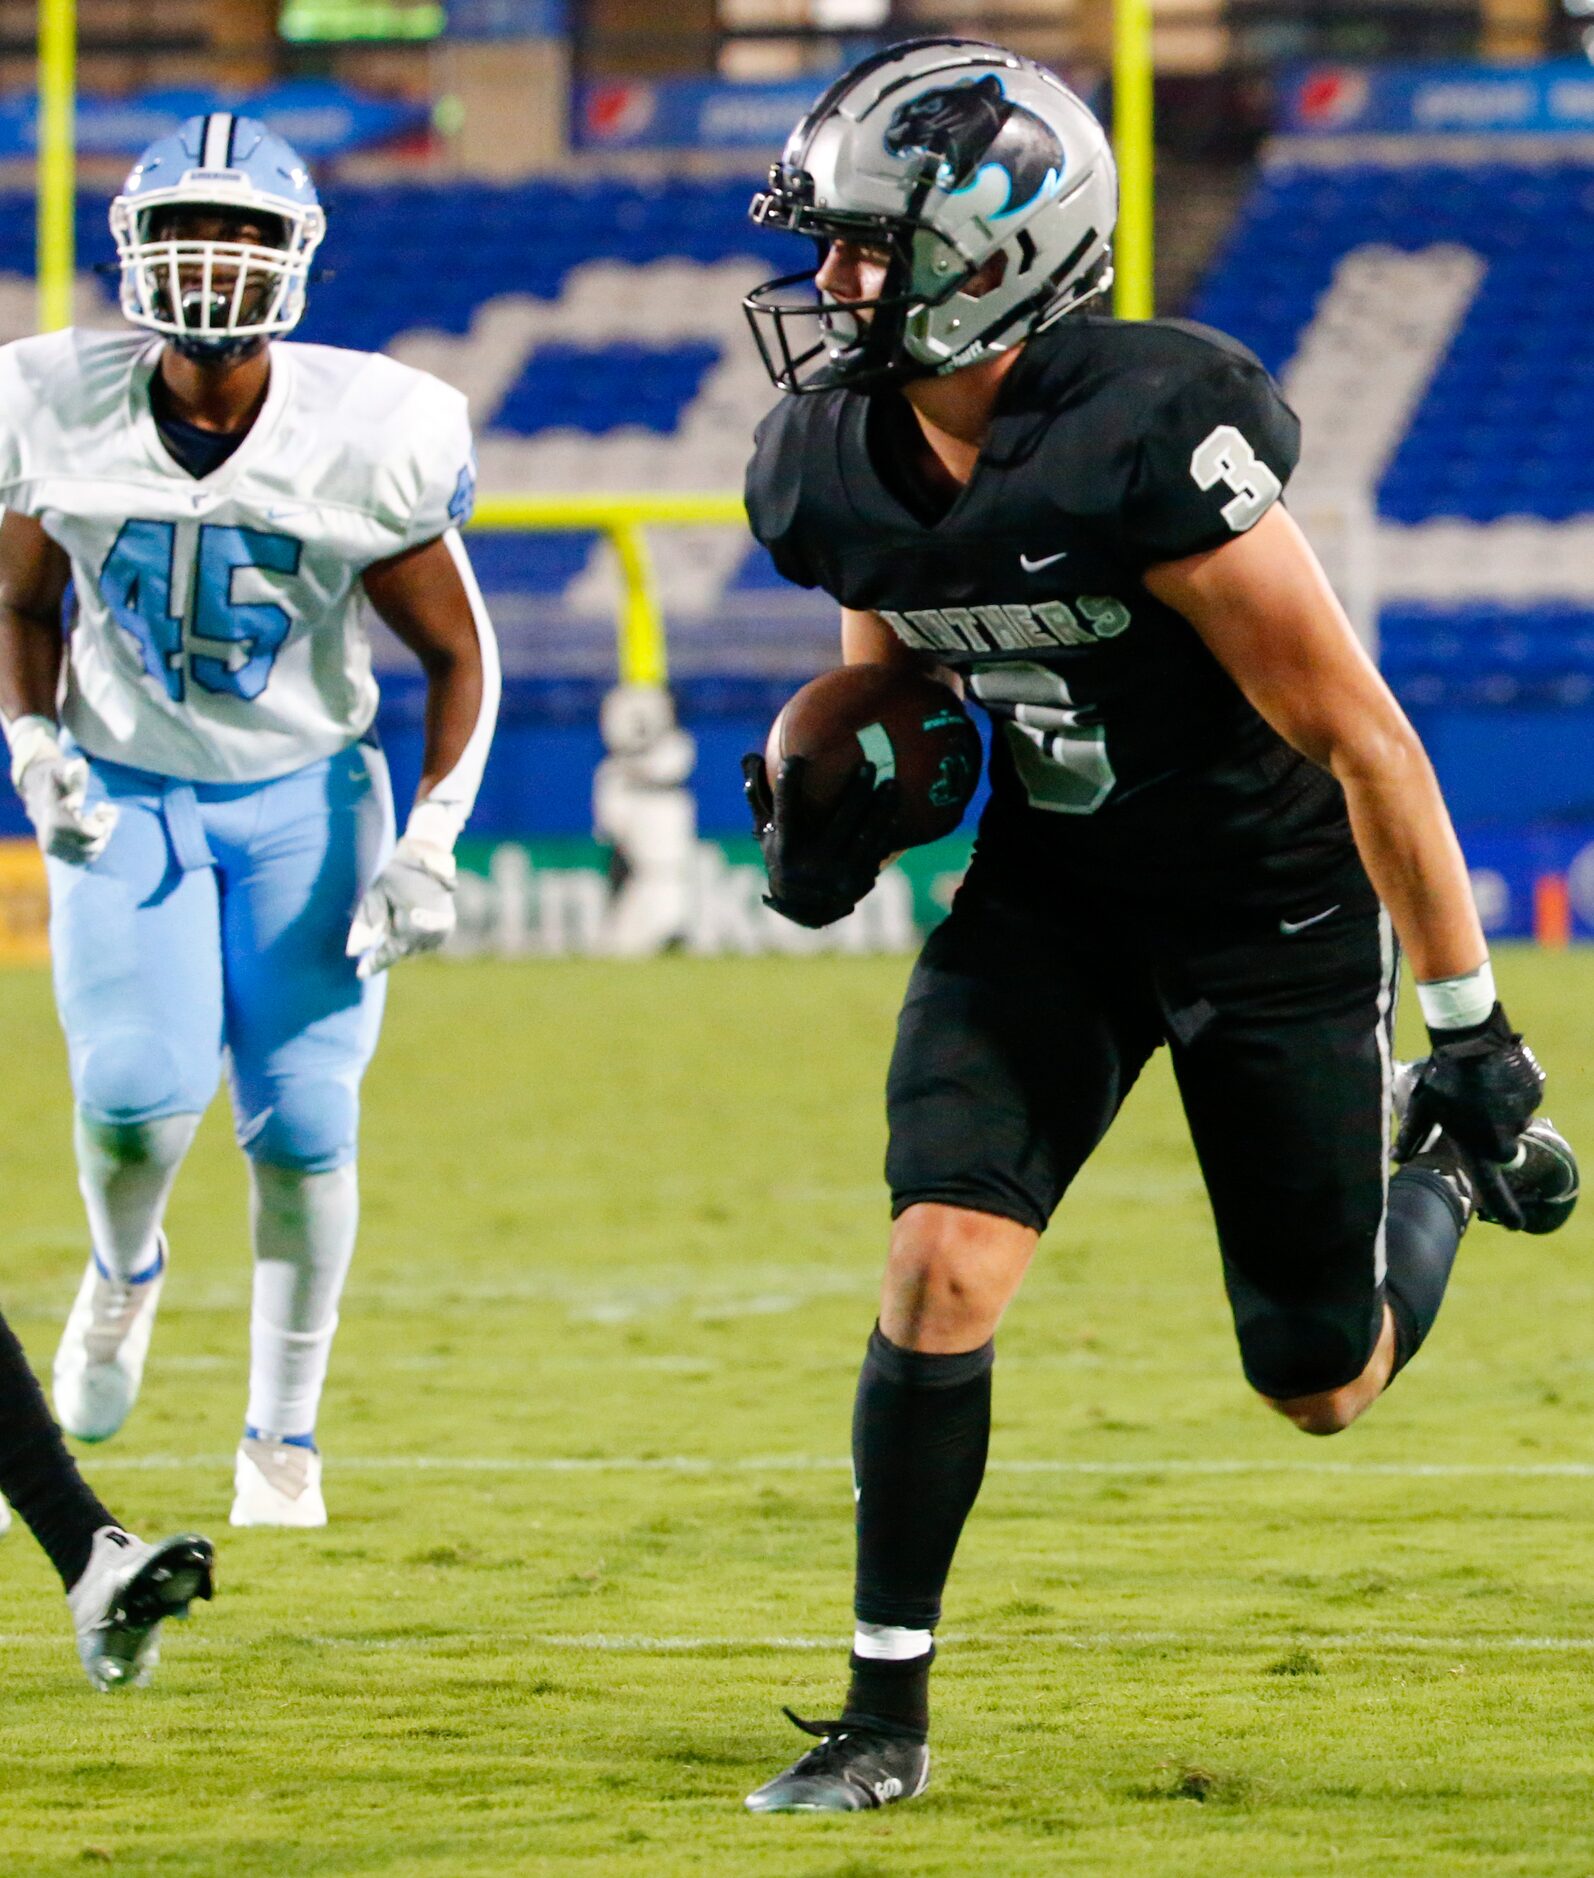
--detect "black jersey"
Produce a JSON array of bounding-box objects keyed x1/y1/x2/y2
[{"x1": 745, "y1": 315, "x2": 1364, "y2": 928}]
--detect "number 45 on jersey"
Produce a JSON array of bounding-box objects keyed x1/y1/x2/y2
[{"x1": 99, "y1": 519, "x2": 302, "y2": 704}]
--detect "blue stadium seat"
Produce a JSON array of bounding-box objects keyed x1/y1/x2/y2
[{"x1": 1189, "y1": 156, "x2": 1594, "y2": 712}]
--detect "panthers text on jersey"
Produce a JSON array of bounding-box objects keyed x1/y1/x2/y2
[
  {"x1": 745, "y1": 316, "x2": 1364, "y2": 924},
  {"x1": 0, "y1": 328, "x2": 477, "y2": 783}
]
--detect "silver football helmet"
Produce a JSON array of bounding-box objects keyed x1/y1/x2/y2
[{"x1": 746, "y1": 38, "x2": 1117, "y2": 394}]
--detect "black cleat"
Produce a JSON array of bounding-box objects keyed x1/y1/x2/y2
[
  {"x1": 1479, "y1": 1116, "x2": 1579, "y2": 1235},
  {"x1": 1404, "y1": 1115, "x2": 1578, "y2": 1237},
  {"x1": 1394, "y1": 1062, "x2": 1579, "y2": 1236},
  {"x1": 744, "y1": 1709, "x2": 929, "y2": 1814}
]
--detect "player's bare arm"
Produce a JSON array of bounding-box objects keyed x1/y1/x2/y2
[
  {"x1": 1149, "y1": 505, "x2": 1552, "y2": 1227},
  {"x1": 347, "y1": 529, "x2": 502, "y2": 980},
  {"x1": 0, "y1": 508, "x2": 71, "y2": 716},
  {"x1": 363, "y1": 533, "x2": 492, "y2": 808},
  {"x1": 0, "y1": 512, "x2": 119, "y2": 863},
  {"x1": 841, "y1": 607, "x2": 964, "y2": 701},
  {"x1": 841, "y1": 605, "x2": 921, "y2": 671},
  {"x1": 1146, "y1": 503, "x2": 1485, "y2": 985}
]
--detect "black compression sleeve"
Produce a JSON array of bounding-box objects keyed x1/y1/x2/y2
[
  {"x1": 0, "y1": 1305, "x2": 116, "y2": 1587},
  {"x1": 1384, "y1": 1166, "x2": 1467, "y2": 1376}
]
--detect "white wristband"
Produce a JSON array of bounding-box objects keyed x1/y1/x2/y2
[
  {"x1": 4, "y1": 713, "x2": 61, "y2": 790},
  {"x1": 1417, "y1": 960, "x2": 1496, "y2": 1032},
  {"x1": 403, "y1": 797, "x2": 462, "y2": 856}
]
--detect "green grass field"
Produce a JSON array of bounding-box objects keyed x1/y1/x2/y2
[{"x1": 1, "y1": 946, "x2": 1592, "y2": 1877}]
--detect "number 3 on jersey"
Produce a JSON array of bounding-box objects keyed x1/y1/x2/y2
[
  {"x1": 99, "y1": 519, "x2": 301, "y2": 703},
  {"x1": 1190, "y1": 425, "x2": 1281, "y2": 533}
]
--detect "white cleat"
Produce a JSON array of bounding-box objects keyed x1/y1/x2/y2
[
  {"x1": 68, "y1": 1526, "x2": 214, "y2": 1691},
  {"x1": 230, "y1": 1436, "x2": 327, "y2": 1528},
  {"x1": 53, "y1": 1241, "x2": 167, "y2": 1442}
]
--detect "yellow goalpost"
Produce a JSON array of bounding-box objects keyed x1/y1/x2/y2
[
  {"x1": 36, "y1": 0, "x2": 76, "y2": 332},
  {"x1": 0, "y1": 0, "x2": 77, "y2": 960},
  {"x1": 469, "y1": 494, "x2": 745, "y2": 690},
  {"x1": 1112, "y1": 0, "x2": 1155, "y2": 321}
]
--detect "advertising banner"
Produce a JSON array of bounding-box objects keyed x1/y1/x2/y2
[
  {"x1": 449, "y1": 834, "x2": 964, "y2": 956},
  {"x1": 1280, "y1": 59, "x2": 1594, "y2": 137},
  {"x1": 447, "y1": 0, "x2": 566, "y2": 35},
  {"x1": 1, "y1": 827, "x2": 1588, "y2": 965},
  {"x1": 443, "y1": 829, "x2": 1594, "y2": 958},
  {"x1": 572, "y1": 74, "x2": 837, "y2": 153},
  {"x1": 0, "y1": 81, "x2": 430, "y2": 161}
]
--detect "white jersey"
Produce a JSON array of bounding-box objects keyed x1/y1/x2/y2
[{"x1": 0, "y1": 329, "x2": 477, "y2": 784}]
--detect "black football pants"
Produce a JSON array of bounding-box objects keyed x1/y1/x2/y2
[{"x1": 884, "y1": 877, "x2": 1399, "y2": 1398}]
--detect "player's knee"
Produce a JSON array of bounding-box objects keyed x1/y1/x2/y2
[
  {"x1": 884, "y1": 1203, "x2": 1031, "y2": 1343},
  {"x1": 890, "y1": 1205, "x2": 982, "y2": 1292},
  {"x1": 77, "y1": 1110, "x2": 193, "y2": 1176},
  {"x1": 1234, "y1": 1303, "x2": 1378, "y2": 1412},
  {"x1": 75, "y1": 1028, "x2": 203, "y2": 1127},
  {"x1": 241, "y1": 1079, "x2": 358, "y2": 1174},
  {"x1": 1272, "y1": 1390, "x2": 1361, "y2": 1438}
]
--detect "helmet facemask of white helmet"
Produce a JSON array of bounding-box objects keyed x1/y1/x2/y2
[
  {"x1": 112, "y1": 197, "x2": 324, "y2": 360},
  {"x1": 745, "y1": 40, "x2": 1118, "y2": 395}
]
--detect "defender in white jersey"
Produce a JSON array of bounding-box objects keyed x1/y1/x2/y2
[{"x1": 0, "y1": 115, "x2": 501, "y2": 1526}]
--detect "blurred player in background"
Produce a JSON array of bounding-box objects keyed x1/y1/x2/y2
[
  {"x1": 592, "y1": 682, "x2": 696, "y2": 955},
  {"x1": 738, "y1": 40, "x2": 1579, "y2": 1811},
  {"x1": 0, "y1": 115, "x2": 501, "y2": 1527},
  {"x1": 0, "y1": 1299, "x2": 212, "y2": 1690}
]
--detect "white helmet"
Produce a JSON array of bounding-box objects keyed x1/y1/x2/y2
[
  {"x1": 746, "y1": 38, "x2": 1117, "y2": 394},
  {"x1": 110, "y1": 112, "x2": 326, "y2": 360}
]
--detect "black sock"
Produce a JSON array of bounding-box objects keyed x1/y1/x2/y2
[
  {"x1": 0, "y1": 1305, "x2": 116, "y2": 1588},
  {"x1": 1384, "y1": 1166, "x2": 1467, "y2": 1377},
  {"x1": 843, "y1": 1325, "x2": 994, "y2": 1739},
  {"x1": 843, "y1": 1645, "x2": 936, "y2": 1741}
]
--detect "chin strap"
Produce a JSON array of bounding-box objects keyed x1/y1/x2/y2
[{"x1": 169, "y1": 334, "x2": 270, "y2": 366}]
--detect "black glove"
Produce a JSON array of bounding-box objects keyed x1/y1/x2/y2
[
  {"x1": 1393, "y1": 1002, "x2": 1544, "y2": 1228},
  {"x1": 741, "y1": 751, "x2": 900, "y2": 930}
]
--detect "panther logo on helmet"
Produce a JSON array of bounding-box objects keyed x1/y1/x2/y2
[{"x1": 883, "y1": 75, "x2": 1066, "y2": 218}]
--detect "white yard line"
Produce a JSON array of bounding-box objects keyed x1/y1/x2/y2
[
  {"x1": 5, "y1": 1629, "x2": 1594, "y2": 1655},
  {"x1": 531, "y1": 1632, "x2": 1594, "y2": 1655},
  {"x1": 77, "y1": 1453, "x2": 1594, "y2": 1478}
]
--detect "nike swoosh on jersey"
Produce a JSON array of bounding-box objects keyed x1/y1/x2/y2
[
  {"x1": 1279, "y1": 905, "x2": 1341, "y2": 935},
  {"x1": 1019, "y1": 550, "x2": 1068, "y2": 572}
]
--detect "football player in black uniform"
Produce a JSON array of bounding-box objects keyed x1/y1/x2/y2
[
  {"x1": 0, "y1": 1299, "x2": 212, "y2": 1688},
  {"x1": 737, "y1": 39, "x2": 1579, "y2": 1813}
]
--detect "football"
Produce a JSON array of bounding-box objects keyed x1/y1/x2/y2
[{"x1": 765, "y1": 665, "x2": 984, "y2": 848}]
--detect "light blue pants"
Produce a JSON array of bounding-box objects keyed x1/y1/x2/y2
[{"x1": 48, "y1": 742, "x2": 393, "y2": 1173}]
